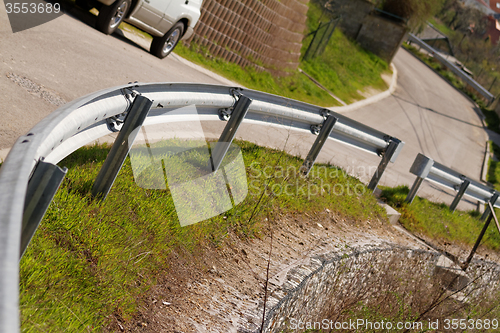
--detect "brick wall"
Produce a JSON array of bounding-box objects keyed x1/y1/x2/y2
[{"x1": 186, "y1": 0, "x2": 310, "y2": 73}]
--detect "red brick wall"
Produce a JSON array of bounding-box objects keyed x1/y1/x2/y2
[{"x1": 186, "y1": 0, "x2": 310, "y2": 73}]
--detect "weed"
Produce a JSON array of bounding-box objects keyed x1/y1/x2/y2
[
  {"x1": 381, "y1": 186, "x2": 500, "y2": 250},
  {"x1": 306, "y1": 250, "x2": 500, "y2": 333},
  {"x1": 20, "y1": 140, "x2": 386, "y2": 331}
]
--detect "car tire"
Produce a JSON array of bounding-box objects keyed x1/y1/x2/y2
[
  {"x1": 96, "y1": 0, "x2": 131, "y2": 35},
  {"x1": 150, "y1": 22, "x2": 185, "y2": 59}
]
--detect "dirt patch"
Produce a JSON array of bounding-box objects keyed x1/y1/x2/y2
[
  {"x1": 409, "y1": 231, "x2": 500, "y2": 266},
  {"x1": 106, "y1": 209, "x2": 441, "y2": 332}
]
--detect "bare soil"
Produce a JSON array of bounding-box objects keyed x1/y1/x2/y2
[{"x1": 104, "y1": 208, "x2": 486, "y2": 333}]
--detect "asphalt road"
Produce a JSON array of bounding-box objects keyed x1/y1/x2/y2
[
  {"x1": 0, "y1": 5, "x2": 234, "y2": 151},
  {"x1": 0, "y1": 6, "x2": 489, "y2": 210},
  {"x1": 331, "y1": 49, "x2": 487, "y2": 210}
]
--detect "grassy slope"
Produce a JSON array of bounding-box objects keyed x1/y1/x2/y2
[
  {"x1": 173, "y1": 0, "x2": 388, "y2": 106},
  {"x1": 20, "y1": 141, "x2": 386, "y2": 331},
  {"x1": 488, "y1": 141, "x2": 500, "y2": 192},
  {"x1": 300, "y1": 1, "x2": 389, "y2": 103},
  {"x1": 173, "y1": 43, "x2": 338, "y2": 107},
  {"x1": 381, "y1": 186, "x2": 500, "y2": 251}
]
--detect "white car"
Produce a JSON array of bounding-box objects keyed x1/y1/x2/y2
[{"x1": 79, "y1": 0, "x2": 202, "y2": 58}]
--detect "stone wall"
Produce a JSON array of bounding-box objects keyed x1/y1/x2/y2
[
  {"x1": 325, "y1": 0, "x2": 373, "y2": 39},
  {"x1": 356, "y1": 13, "x2": 408, "y2": 64},
  {"x1": 237, "y1": 244, "x2": 500, "y2": 333},
  {"x1": 186, "y1": 0, "x2": 310, "y2": 73},
  {"x1": 321, "y1": 0, "x2": 408, "y2": 63}
]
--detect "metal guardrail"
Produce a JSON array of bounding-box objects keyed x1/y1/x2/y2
[
  {"x1": 407, "y1": 34, "x2": 495, "y2": 104},
  {"x1": 462, "y1": 201, "x2": 500, "y2": 271},
  {"x1": 0, "y1": 83, "x2": 404, "y2": 332},
  {"x1": 406, "y1": 153, "x2": 499, "y2": 217}
]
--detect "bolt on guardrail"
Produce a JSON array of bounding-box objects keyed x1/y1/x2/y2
[
  {"x1": 92, "y1": 95, "x2": 153, "y2": 200},
  {"x1": 300, "y1": 111, "x2": 338, "y2": 176}
]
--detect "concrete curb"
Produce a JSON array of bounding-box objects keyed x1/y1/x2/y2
[
  {"x1": 329, "y1": 62, "x2": 398, "y2": 114},
  {"x1": 170, "y1": 52, "x2": 398, "y2": 115},
  {"x1": 170, "y1": 53, "x2": 241, "y2": 87}
]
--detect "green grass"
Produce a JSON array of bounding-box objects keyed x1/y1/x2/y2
[
  {"x1": 488, "y1": 141, "x2": 500, "y2": 192},
  {"x1": 427, "y1": 18, "x2": 456, "y2": 38},
  {"x1": 482, "y1": 108, "x2": 500, "y2": 134},
  {"x1": 300, "y1": 1, "x2": 389, "y2": 103},
  {"x1": 171, "y1": 0, "x2": 388, "y2": 107},
  {"x1": 20, "y1": 140, "x2": 386, "y2": 331},
  {"x1": 174, "y1": 42, "x2": 338, "y2": 107},
  {"x1": 381, "y1": 186, "x2": 500, "y2": 250}
]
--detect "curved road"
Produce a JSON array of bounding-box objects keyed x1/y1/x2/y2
[
  {"x1": 0, "y1": 6, "x2": 488, "y2": 209},
  {"x1": 334, "y1": 50, "x2": 487, "y2": 210}
]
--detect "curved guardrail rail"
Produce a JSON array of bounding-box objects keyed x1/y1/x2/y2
[
  {"x1": 407, "y1": 34, "x2": 495, "y2": 104},
  {"x1": 0, "y1": 83, "x2": 404, "y2": 332},
  {"x1": 406, "y1": 153, "x2": 499, "y2": 217}
]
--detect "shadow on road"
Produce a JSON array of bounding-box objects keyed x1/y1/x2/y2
[
  {"x1": 393, "y1": 95, "x2": 484, "y2": 130},
  {"x1": 60, "y1": 0, "x2": 150, "y2": 54}
]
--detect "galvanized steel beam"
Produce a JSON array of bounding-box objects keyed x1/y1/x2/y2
[
  {"x1": 20, "y1": 161, "x2": 67, "y2": 257},
  {"x1": 449, "y1": 179, "x2": 471, "y2": 212},
  {"x1": 481, "y1": 192, "x2": 499, "y2": 221},
  {"x1": 0, "y1": 82, "x2": 404, "y2": 333},
  {"x1": 368, "y1": 138, "x2": 402, "y2": 191},
  {"x1": 300, "y1": 113, "x2": 338, "y2": 176},
  {"x1": 92, "y1": 95, "x2": 153, "y2": 200},
  {"x1": 211, "y1": 94, "x2": 252, "y2": 172}
]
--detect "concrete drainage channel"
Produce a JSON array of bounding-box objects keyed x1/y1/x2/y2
[{"x1": 236, "y1": 244, "x2": 500, "y2": 333}]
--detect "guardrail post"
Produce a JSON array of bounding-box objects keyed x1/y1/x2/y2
[
  {"x1": 406, "y1": 177, "x2": 424, "y2": 204},
  {"x1": 405, "y1": 153, "x2": 434, "y2": 203},
  {"x1": 20, "y1": 160, "x2": 67, "y2": 257},
  {"x1": 92, "y1": 95, "x2": 153, "y2": 200},
  {"x1": 300, "y1": 113, "x2": 338, "y2": 176},
  {"x1": 211, "y1": 94, "x2": 252, "y2": 172},
  {"x1": 462, "y1": 201, "x2": 498, "y2": 271},
  {"x1": 449, "y1": 178, "x2": 471, "y2": 212},
  {"x1": 480, "y1": 192, "x2": 499, "y2": 221},
  {"x1": 368, "y1": 138, "x2": 402, "y2": 191}
]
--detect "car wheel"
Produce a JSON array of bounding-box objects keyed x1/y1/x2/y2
[
  {"x1": 96, "y1": 0, "x2": 131, "y2": 35},
  {"x1": 150, "y1": 22, "x2": 185, "y2": 59}
]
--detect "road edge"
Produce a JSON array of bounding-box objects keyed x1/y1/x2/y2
[
  {"x1": 170, "y1": 53, "x2": 241, "y2": 87},
  {"x1": 328, "y1": 62, "x2": 398, "y2": 114}
]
